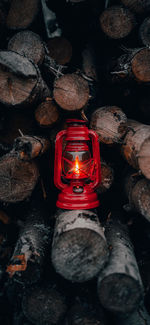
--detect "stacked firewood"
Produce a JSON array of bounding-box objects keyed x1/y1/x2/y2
[{"x1": 0, "y1": 0, "x2": 150, "y2": 324}]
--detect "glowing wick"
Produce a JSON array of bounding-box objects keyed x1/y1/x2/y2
[{"x1": 74, "y1": 156, "x2": 80, "y2": 175}]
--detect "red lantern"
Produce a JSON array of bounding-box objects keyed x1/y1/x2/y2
[{"x1": 54, "y1": 119, "x2": 101, "y2": 210}]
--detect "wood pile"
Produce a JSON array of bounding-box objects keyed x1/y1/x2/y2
[{"x1": 0, "y1": 0, "x2": 150, "y2": 324}]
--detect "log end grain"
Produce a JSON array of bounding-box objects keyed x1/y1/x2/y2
[
  {"x1": 138, "y1": 137, "x2": 150, "y2": 180},
  {"x1": 8, "y1": 31, "x2": 45, "y2": 66},
  {"x1": 53, "y1": 73, "x2": 90, "y2": 111},
  {"x1": 22, "y1": 286, "x2": 67, "y2": 325},
  {"x1": 98, "y1": 273, "x2": 142, "y2": 314},
  {"x1": 47, "y1": 37, "x2": 72, "y2": 65},
  {"x1": 120, "y1": 0, "x2": 150, "y2": 14},
  {"x1": 52, "y1": 210, "x2": 109, "y2": 282},
  {"x1": 100, "y1": 6, "x2": 135, "y2": 40},
  {"x1": 0, "y1": 154, "x2": 39, "y2": 203},
  {"x1": 6, "y1": 0, "x2": 39, "y2": 30},
  {"x1": 90, "y1": 106, "x2": 127, "y2": 144},
  {"x1": 131, "y1": 48, "x2": 150, "y2": 83},
  {"x1": 35, "y1": 100, "x2": 59, "y2": 127}
]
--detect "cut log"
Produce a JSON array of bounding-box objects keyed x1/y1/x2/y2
[
  {"x1": 8, "y1": 31, "x2": 45, "y2": 66},
  {"x1": 47, "y1": 37, "x2": 72, "y2": 65},
  {"x1": 124, "y1": 172, "x2": 150, "y2": 223},
  {"x1": 100, "y1": 6, "x2": 136, "y2": 40},
  {"x1": 0, "y1": 51, "x2": 50, "y2": 108},
  {"x1": 139, "y1": 17, "x2": 150, "y2": 47},
  {"x1": 53, "y1": 73, "x2": 90, "y2": 111},
  {"x1": 114, "y1": 302, "x2": 150, "y2": 325},
  {"x1": 51, "y1": 210, "x2": 109, "y2": 282},
  {"x1": 6, "y1": 0, "x2": 39, "y2": 30},
  {"x1": 22, "y1": 283, "x2": 67, "y2": 325},
  {"x1": 90, "y1": 106, "x2": 127, "y2": 145},
  {"x1": 65, "y1": 302, "x2": 107, "y2": 325},
  {"x1": 6, "y1": 203, "x2": 50, "y2": 284},
  {"x1": 120, "y1": 0, "x2": 150, "y2": 14},
  {"x1": 97, "y1": 160, "x2": 114, "y2": 194},
  {"x1": 35, "y1": 99, "x2": 60, "y2": 128},
  {"x1": 0, "y1": 153, "x2": 39, "y2": 203},
  {"x1": 13, "y1": 135, "x2": 50, "y2": 160},
  {"x1": 121, "y1": 119, "x2": 150, "y2": 179},
  {"x1": 131, "y1": 48, "x2": 150, "y2": 83},
  {"x1": 97, "y1": 217, "x2": 143, "y2": 314}
]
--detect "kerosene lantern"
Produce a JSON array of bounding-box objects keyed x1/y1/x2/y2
[{"x1": 54, "y1": 119, "x2": 101, "y2": 209}]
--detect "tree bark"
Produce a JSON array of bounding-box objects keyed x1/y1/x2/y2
[
  {"x1": 90, "y1": 106, "x2": 127, "y2": 145},
  {"x1": 97, "y1": 217, "x2": 143, "y2": 314},
  {"x1": 65, "y1": 302, "x2": 107, "y2": 325},
  {"x1": 100, "y1": 6, "x2": 136, "y2": 40},
  {"x1": 51, "y1": 209, "x2": 109, "y2": 282},
  {"x1": 97, "y1": 159, "x2": 114, "y2": 194},
  {"x1": 13, "y1": 135, "x2": 50, "y2": 160},
  {"x1": 6, "y1": 203, "x2": 51, "y2": 284},
  {"x1": 124, "y1": 172, "x2": 150, "y2": 222},
  {"x1": 114, "y1": 302, "x2": 150, "y2": 325},
  {"x1": 121, "y1": 119, "x2": 150, "y2": 179}
]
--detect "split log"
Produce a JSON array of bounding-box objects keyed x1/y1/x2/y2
[
  {"x1": 6, "y1": 0, "x2": 39, "y2": 30},
  {"x1": 8, "y1": 31, "x2": 45, "y2": 66},
  {"x1": 97, "y1": 160, "x2": 114, "y2": 194},
  {"x1": 22, "y1": 283, "x2": 67, "y2": 325},
  {"x1": 114, "y1": 303, "x2": 150, "y2": 325},
  {"x1": 139, "y1": 17, "x2": 150, "y2": 47},
  {"x1": 0, "y1": 153, "x2": 39, "y2": 203},
  {"x1": 53, "y1": 73, "x2": 90, "y2": 111},
  {"x1": 6, "y1": 203, "x2": 50, "y2": 284},
  {"x1": 65, "y1": 302, "x2": 107, "y2": 325},
  {"x1": 13, "y1": 135, "x2": 50, "y2": 160},
  {"x1": 0, "y1": 51, "x2": 50, "y2": 108},
  {"x1": 47, "y1": 37, "x2": 72, "y2": 65},
  {"x1": 121, "y1": 119, "x2": 150, "y2": 179},
  {"x1": 90, "y1": 106, "x2": 127, "y2": 145},
  {"x1": 97, "y1": 217, "x2": 143, "y2": 314},
  {"x1": 124, "y1": 172, "x2": 150, "y2": 222},
  {"x1": 100, "y1": 6, "x2": 136, "y2": 40},
  {"x1": 35, "y1": 99, "x2": 60, "y2": 128},
  {"x1": 120, "y1": 0, "x2": 150, "y2": 14},
  {"x1": 51, "y1": 210, "x2": 109, "y2": 282}
]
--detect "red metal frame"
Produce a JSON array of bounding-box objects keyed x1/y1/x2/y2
[{"x1": 54, "y1": 120, "x2": 101, "y2": 210}]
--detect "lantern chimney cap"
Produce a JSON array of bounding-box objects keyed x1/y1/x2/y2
[{"x1": 66, "y1": 119, "x2": 87, "y2": 125}]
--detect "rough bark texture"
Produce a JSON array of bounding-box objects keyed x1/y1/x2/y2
[
  {"x1": 47, "y1": 37, "x2": 72, "y2": 65},
  {"x1": 53, "y1": 73, "x2": 90, "y2": 111},
  {"x1": 120, "y1": 0, "x2": 150, "y2": 14},
  {"x1": 90, "y1": 106, "x2": 127, "y2": 145},
  {"x1": 125, "y1": 172, "x2": 150, "y2": 223},
  {"x1": 82, "y1": 45, "x2": 98, "y2": 81},
  {"x1": 7, "y1": 204, "x2": 50, "y2": 284},
  {"x1": 51, "y1": 210, "x2": 109, "y2": 282},
  {"x1": 97, "y1": 218, "x2": 143, "y2": 314},
  {"x1": 121, "y1": 119, "x2": 150, "y2": 179},
  {"x1": 35, "y1": 99, "x2": 60, "y2": 128},
  {"x1": 0, "y1": 153, "x2": 39, "y2": 203},
  {"x1": 100, "y1": 6, "x2": 136, "y2": 40},
  {"x1": 6, "y1": 0, "x2": 39, "y2": 30},
  {"x1": 97, "y1": 160, "x2": 114, "y2": 194},
  {"x1": 114, "y1": 303, "x2": 150, "y2": 325},
  {"x1": 0, "y1": 51, "x2": 50, "y2": 108},
  {"x1": 22, "y1": 283, "x2": 67, "y2": 325},
  {"x1": 13, "y1": 135, "x2": 50, "y2": 160},
  {"x1": 8, "y1": 31, "x2": 45, "y2": 66}
]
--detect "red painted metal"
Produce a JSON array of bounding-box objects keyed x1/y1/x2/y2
[{"x1": 54, "y1": 119, "x2": 101, "y2": 210}]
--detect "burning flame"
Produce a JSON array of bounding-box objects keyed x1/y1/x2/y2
[{"x1": 74, "y1": 156, "x2": 80, "y2": 175}]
